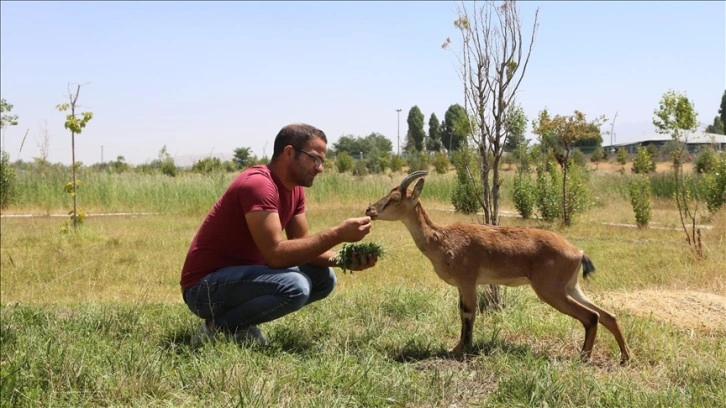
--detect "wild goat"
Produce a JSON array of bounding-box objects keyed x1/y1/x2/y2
[{"x1": 365, "y1": 171, "x2": 631, "y2": 364}]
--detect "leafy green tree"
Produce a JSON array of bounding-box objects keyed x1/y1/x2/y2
[
  {"x1": 617, "y1": 146, "x2": 628, "y2": 165},
  {"x1": 451, "y1": 148, "x2": 482, "y2": 214},
  {"x1": 0, "y1": 151, "x2": 15, "y2": 209},
  {"x1": 155, "y1": 145, "x2": 177, "y2": 177},
  {"x1": 441, "y1": 104, "x2": 470, "y2": 152},
  {"x1": 56, "y1": 84, "x2": 93, "y2": 228},
  {"x1": 335, "y1": 151, "x2": 354, "y2": 173},
  {"x1": 432, "y1": 151, "x2": 449, "y2": 174},
  {"x1": 512, "y1": 171, "x2": 535, "y2": 219},
  {"x1": 504, "y1": 104, "x2": 528, "y2": 152},
  {"x1": 192, "y1": 157, "x2": 224, "y2": 173},
  {"x1": 333, "y1": 134, "x2": 365, "y2": 156},
  {"x1": 695, "y1": 146, "x2": 717, "y2": 174},
  {"x1": 333, "y1": 133, "x2": 392, "y2": 158},
  {"x1": 365, "y1": 153, "x2": 389, "y2": 174},
  {"x1": 389, "y1": 154, "x2": 404, "y2": 173},
  {"x1": 108, "y1": 155, "x2": 131, "y2": 173},
  {"x1": 364, "y1": 132, "x2": 393, "y2": 155},
  {"x1": 533, "y1": 110, "x2": 604, "y2": 226},
  {"x1": 629, "y1": 175, "x2": 652, "y2": 229},
  {"x1": 632, "y1": 146, "x2": 656, "y2": 174},
  {"x1": 703, "y1": 152, "x2": 726, "y2": 213},
  {"x1": 705, "y1": 116, "x2": 724, "y2": 134},
  {"x1": 653, "y1": 89, "x2": 701, "y2": 259},
  {"x1": 0, "y1": 99, "x2": 19, "y2": 208},
  {"x1": 714, "y1": 89, "x2": 726, "y2": 134},
  {"x1": 406, "y1": 151, "x2": 429, "y2": 172},
  {"x1": 1, "y1": 98, "x2": 19, "y2": 151},
  {"x1": 427, "y1": 113, "x2": 443, "y2": 152},
  {"x1": 573, "y1": 124, "x2": 604, "y2": 149},
  {"x1": 405, "y1": 106, "x2": 426, "y2": 152},
  {"x1": 233, "y1": 147, "x2": 254, "y2": 169},
  {"x1": 590, "y1": 146, "x2": 605, "y2": 168}
]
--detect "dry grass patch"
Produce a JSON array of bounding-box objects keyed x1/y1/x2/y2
[{"x1": 597, "y1": 289, "x2": 726, "y2": 334}]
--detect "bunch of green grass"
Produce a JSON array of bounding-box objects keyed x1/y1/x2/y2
[{"x1": 334, "y1": 242, "x2": 385, "y2": 273}]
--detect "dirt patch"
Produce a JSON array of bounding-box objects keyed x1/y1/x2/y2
[{"x1": 597, "y1": 290, "x2": 726, "y2": 334}]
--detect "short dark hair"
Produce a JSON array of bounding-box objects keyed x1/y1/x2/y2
[{"x1": 271, "y1": 123, "x2": 327, "y2": 161}]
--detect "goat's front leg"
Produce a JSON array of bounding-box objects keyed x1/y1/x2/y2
[{"x1": 452, "y1": 284, "x2": 477, "y2": 353}]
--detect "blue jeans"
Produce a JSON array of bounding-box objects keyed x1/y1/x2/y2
[{"x1": 182, "y1": 264, "x2": 336, "y2": 333}]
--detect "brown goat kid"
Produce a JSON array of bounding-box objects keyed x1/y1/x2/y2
[{"x1": 365, "y1": 171, "x2": 631, "y2": 365}]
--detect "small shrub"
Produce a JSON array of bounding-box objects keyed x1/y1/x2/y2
[
  {"x1": 0, "y1": 151, "x2": 16, "y2": 209},
  {"x1": 432, "y1": 151, "x2": 449, "y2": 174},
  {"x1": 617, "y1": 147, "x2": 628, "y2": 165},
  {"x1": 451, "y1": 149, "x2": 481, "y2": 214},
  {"x1": 366, "y1": 154, "x2": 387, "y2": 174},
  {"x1": 590, "y1": 147, "x2": 605, "y2": 166},
  {"x1": 571, "y1": 149, "x2": 586, "y2": 167},
  {"x1": 629, "y1": 174, "x2": 652, "y2": 228},
  {"x1": 512, "y1": 171, "x2": 535, "y2": 219},
  {"x1": 695, "y1": 146, "x2": 717, "y2": 174},
  {"x1": 335, "y1": 152, "x2": 354, "y2": 173},
  {"x1": 703, "y1": 152, "x2": 726, "y2": 213},
  {"x1": 352, "y1": 159, "x2": 369, "y2": 176},
  {"x1": 191, "y1": 157, "x2": 224, "y2": 174},
  {"x1": 632, "y1": 146, "x2": 656, "y2": 174},
  {"x1": 406, "y1": 152, "x2": 429, "y2": 172},
  {"x1": 535, "y1": 162, "x2": 561, "y2": 222},
  {"x1": 389, "y1": 154, "x2": 405, "y2": 173}
]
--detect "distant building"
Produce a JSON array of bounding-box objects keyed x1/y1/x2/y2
[{"x1": 604, "y1": 131, "x2": 725, "y2": 154}]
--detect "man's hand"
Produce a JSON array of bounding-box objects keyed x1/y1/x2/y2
[{"x1": 337, "y1": 216, "x2": 372, "y2": 242}]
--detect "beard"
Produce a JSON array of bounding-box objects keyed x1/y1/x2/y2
[{"x1": 291, "y1": 162, "x2": 316, "y2": 187}]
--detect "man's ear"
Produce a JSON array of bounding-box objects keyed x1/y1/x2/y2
[{"x1": 284, "y1": 145, "x2": 295, "y2": 159}]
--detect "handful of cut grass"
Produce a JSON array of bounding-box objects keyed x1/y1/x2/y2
[{"x1": 333, "y1": 242, "x2": 385, "y2": 274}]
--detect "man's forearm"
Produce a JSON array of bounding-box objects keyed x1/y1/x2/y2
[{"x1": 265, "y1": 228, "x2": 341, "y2": 268}]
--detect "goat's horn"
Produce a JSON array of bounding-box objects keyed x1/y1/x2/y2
[{"x1": 400, "y1": 170, "x2": 428, "y2": 191}]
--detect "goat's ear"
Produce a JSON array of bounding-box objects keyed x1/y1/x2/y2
[{"x1": 410, "y1": 178, "x2": 425, "y2": 201}]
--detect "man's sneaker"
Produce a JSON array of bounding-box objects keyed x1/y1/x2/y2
[
  {"x1": 190, "y1": 321, "x2": 215, "y2": 347},
  {"x1": 234, "y1": 325, "x2": 267, "y2": 346}
]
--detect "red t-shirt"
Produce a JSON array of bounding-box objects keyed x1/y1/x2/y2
[{"x1": 180, "y1": 165, "x2": 305, "y2": 289}]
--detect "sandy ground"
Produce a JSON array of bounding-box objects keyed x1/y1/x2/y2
[{"x1": 598, "y1": 290, "x2": 726, "y2": 334}]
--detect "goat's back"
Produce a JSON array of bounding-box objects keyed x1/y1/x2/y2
[{"x1": 433, "y1": 223, "x2": 583, "y2": 271}]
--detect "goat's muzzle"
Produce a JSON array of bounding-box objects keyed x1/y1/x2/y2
[{"x1": 365, "y1": 206, "x2": 378, "y2": 219}]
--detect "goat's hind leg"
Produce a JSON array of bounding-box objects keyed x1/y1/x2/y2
[
  {"x1": 531, "y1": 285, "x2": 600, "y2": 362},
  {"x1": 452, "y1": 285, "x2": 477, "y2": 354},
  {"x1": 569, "y1": 286, "x2": 631, "y2": 364}
]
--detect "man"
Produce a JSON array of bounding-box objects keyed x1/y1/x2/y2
[{"x1": 180, "y1": 123, "x2": 377, "y2": 346}]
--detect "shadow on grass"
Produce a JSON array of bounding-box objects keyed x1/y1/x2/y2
[
  {"x1": 159, "y1": 325, "x2": 321, "y2": 356},
  {"x1": 385, "y1": 337, "x2": 541, "y2": 363}
]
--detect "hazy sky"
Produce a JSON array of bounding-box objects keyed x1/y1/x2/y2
[{"x1": 1, "y1": 1, "x2": 724, "y2": 165}]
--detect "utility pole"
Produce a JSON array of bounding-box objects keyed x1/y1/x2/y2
[
  {"x1": 396, "y1": 108, "x2": 402, "y2": 155},
  {"x1": 610, "y1": 112, "x2": 618, "y2": 153},
  {"x1": 101, "y1": 145, "x2": 104, "y2": 163}
]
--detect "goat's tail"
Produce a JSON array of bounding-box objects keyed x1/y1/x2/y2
[{"x1": 582, "y1": 254, "x2": 596, "y2": 279}]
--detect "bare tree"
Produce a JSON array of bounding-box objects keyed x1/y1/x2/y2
[
  {"x1": 444, "y1": 0, "x2": 539, "y2": 226},
  {"x1": 36, "y1": 120, "x2": 50, "y2": 163},
  {"x1": 443, "y1": 1, "x2": 539, "y2": 309}
]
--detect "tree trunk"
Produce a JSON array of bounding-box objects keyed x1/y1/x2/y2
[{"x1": 72, "y1": 131, "x2": 78, "y2": 228}]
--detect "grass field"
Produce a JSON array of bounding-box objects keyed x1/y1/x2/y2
[{"x1": 1, "y1": 167, "x2": 725, "y2": 407}]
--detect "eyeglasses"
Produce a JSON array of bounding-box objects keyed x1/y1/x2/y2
[{"x1": 295, "y1": 148, "x2": 324, "y2": 168}]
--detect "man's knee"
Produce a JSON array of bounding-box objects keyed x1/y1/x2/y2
[
  {"x1": 282, "y1": 272, "x2": 313, "y2": 308},
  {"x1": 300, "y1": 265, "x2": 336, "y2": 302}
]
